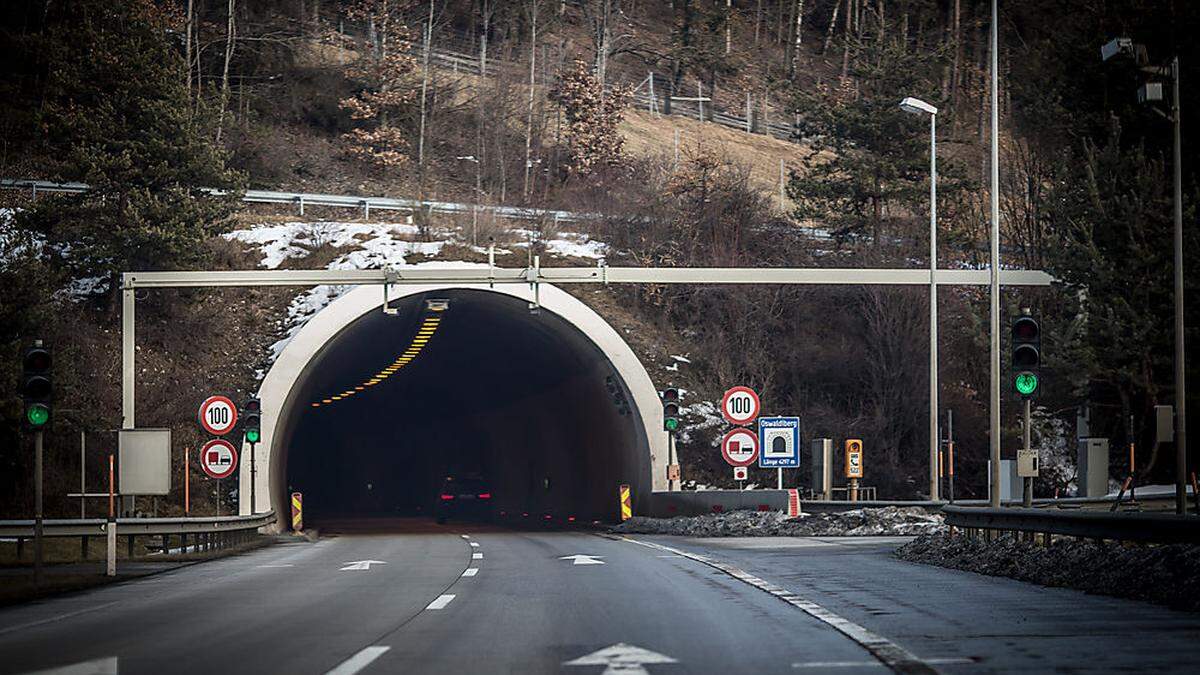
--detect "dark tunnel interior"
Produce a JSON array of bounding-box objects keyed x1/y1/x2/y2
[{"x1": 280, "y1": 289, "x2": 649, "y2": 526}]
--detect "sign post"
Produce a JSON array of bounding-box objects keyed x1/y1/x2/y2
[
  {"x1": 721, "y1": 428, "x2": 760, "y2": 468},
  {"x1": 758, "y1": 417, "x2": 800, "y2": 489},
  {"x1": 200, "y1": 439, "x2": 238, "y2": 517},
  {"x1": 198, "y1": 396, "x2": 238, "y2": 437},
  {"x1": 721, "y1": 386, "x2": 761, "y2": 426}
]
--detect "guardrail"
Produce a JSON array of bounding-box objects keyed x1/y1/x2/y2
[
  {"x1": 0, "y1": 511, "x2": 276, "y2": 559},
  {"x1": 0, "y1": 179, "x2": 592, "y2": 223},
  {"x1": 942, "y1": 505, "x2": 1200, "y2": 545}
]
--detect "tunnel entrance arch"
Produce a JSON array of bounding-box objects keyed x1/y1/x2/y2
[{"x1": 241, "y1": 283, "x2": 667, "y2": 528}]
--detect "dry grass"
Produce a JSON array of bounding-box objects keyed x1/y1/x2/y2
[{"x1": 619, "y1": 109, "x2": 826, "y2": 212}]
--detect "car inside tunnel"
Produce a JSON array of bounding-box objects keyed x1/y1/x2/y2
[{"x1": 277, "y1": 288, "x2": 650, "y2": 527}]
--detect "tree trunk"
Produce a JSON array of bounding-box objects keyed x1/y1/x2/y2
[
  {"x1": 822, "y1": 0, "x2": 840, "y2": 55},
  {"x1": 790, "y1": 0, "x2": 804, "y2": 79},
  {"x1": 754, "y1": 0, "x2": 763, "y2": 45},
  {"x1": 215, "y1": 0, "x2": 236, "y2": 144},
  {"x1": 523, "y1": 0, "x2": 537, "y2": 201},
  {"x1": 184, "y1": 0, "x2": 193, "y2": 100},
  {"x1": 417, "y1": 0, "x2": 433, "y2": 178},
  {"x1": 839, "y1": 0, "x2": 851, "y2": 81}
]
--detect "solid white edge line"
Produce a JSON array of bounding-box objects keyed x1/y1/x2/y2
[
  {"x1": 425, "y1": 594, "x2": 456, "y2": 610},
  {"x1": 793, "y1": 658, "x2": 974, "y2": 669},
  {"x1": 613, "y1": 536, "x2": 939, "y2": 675},
  {"x1": 0, "y1": 601, "x2": 121, "y2": 637},
  {"x1": 462, "y1": 568, "x2": 479, "y2": 577},
  {"x1": 324, "y1": 646, "x2": 391, "y2": 675}
]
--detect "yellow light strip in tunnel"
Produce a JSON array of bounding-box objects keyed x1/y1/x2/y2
[{"x1": 309, "y1": 316, "x2": 442, "y2": 409}]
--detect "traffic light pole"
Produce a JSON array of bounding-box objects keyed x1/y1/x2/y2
[
  {"x1": 1022, "y1": 399, "x2": 1032, "y2": 508},
  {"x1": 1171, "y1": 56, "x2": 1187, "y2": 516},
  {"x1": 250, "y1": 442, "x2": 257, "y2": 514},
  {"x1": 34, "y1": 429, "x2": 44, "y2": 587}
]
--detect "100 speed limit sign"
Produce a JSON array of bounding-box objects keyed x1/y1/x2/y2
[
  {"x1": 721, "y1": 386, "x2": 760, "y2": 426},
  {"x1": 198, "y1": 395, "x2": 238, "y2": 436}
]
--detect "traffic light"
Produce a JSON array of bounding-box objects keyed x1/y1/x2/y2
[
  {"x1": 21, "y1": 345, "x2": 52, "y2": 430},
  {"x1": 243, "y1": 397, "x2": 261, "y2": 444},
  {"x1": 661, "y1": 388, "x2": 681, "y2": 432},
  {"x1": 1011, "y1": 315, "x2": 1041, "y2": 398}
]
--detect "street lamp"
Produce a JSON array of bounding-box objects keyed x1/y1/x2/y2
[
  {"x1": 900, "y1": 96, "x2": 940, "y2": 501},
  {"x1": 1101, "y1": 39, "x2": 1187, "y2": 514}
]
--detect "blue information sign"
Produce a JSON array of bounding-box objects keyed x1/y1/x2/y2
[{"x1": 758, "y1": 417, "x2": 801, "y2": 468}]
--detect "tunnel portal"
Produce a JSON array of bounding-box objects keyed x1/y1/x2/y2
[{"x1": 251, "y1": 285, "x2": 661, "y2": 527}]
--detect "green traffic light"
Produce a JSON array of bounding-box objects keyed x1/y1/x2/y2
[
  {"x1": 26, "y1": 404, "x2": 49, "y2": 427},
  {"x1": 246, "y1": 428, "x2": 260, "y2": 443},
  {"x1": 664, "y1": 418, "x2": 679, "y2": 432},
  {"x1": 1015, "y1": 372, "x2": 1039, "y2": 396}
]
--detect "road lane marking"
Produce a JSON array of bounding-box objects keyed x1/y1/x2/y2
[
  {"x1": 462, "y1": 568, "x2": 479, "y2": 577},
  {"x1": 0, "y1": 601, "x2": 121, "y2": 637},
  {"x1": 460, "y1": 535, "x2": 470, "y2": 539},
  {"x1": 564, "y1": 643, "x2": 677, "y2": 674},
  {"x1": 339, "y1": 560, "x2": 386, "y2": 571},
  {"x1": 472, "y1": 552, "x2": 483, "y2": 559},
  {"x1": 425, "y1": 594, "x2": 456, "y2": 610},
  {"x1": 469, "y1": 542, "x2": 480, "y2": 547},
  {"x1": 559, "y1": 554, "x2": 605, "y2": 565},
  {"x1": 21, "y1": 656, "x2": 118, "y2": 674},
  {"x1": 793, "y1": 658, "x2": 974, "y2": 668},
  {"x1": 257, "y1": 564, "x2": 294, "y2": 568},
  {"x1": 324, "y1": 646, "x2": 390, "y2": 675},
  {"x1": 616, "y1": 536, "x2": 938, "y2": 675}
]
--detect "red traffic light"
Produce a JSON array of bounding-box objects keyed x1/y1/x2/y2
[
  {"x1": 23, "y1": 348, "x2": 51, "y2": 373},
  {"x1": 1012, "y1": 317, "x2": 1040, "y2": 342},
  {"x1": 661, "y1": 388, "x2": 680, "y2": 403}
]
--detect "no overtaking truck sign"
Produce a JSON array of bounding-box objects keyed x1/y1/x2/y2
[{"x1": 200, "y1": 439, "x2": 238, "y2": 479}]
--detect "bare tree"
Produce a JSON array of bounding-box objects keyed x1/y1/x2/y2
[
  {"x1": 523, "y1": 0, "x2": 538, "y2": 201},
  {"x1": 215, "y1": 0, "x2": 236, "y2": 144}
]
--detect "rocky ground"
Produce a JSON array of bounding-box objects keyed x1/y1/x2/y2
[
  {"x1": 610, "y1": 506, "x2": 945, "y2": 537},
  {"x1": 897, "y1": 533, "x2": 1200, "y2": 612}
]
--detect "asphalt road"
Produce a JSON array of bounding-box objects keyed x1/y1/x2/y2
[{"x1": 0, "y1": 524, "x2": 1196, "y2": 674}]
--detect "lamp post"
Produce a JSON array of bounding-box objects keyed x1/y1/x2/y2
[
  {"x1": 900, "y1": 96, "x2": 940, "y2": 501},
  {"x1": 1101, "y1": 39, "x2": 1186, "y2": 514}
]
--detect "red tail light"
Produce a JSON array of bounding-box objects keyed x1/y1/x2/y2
[
  {"x1": 478, "y1": 493, "x2": 492, "y2": 499},
  {"x1": 440, "y1": 494, "x2": 455, "y2": 501},
  {"x1": 544, "y1": 514, "x2": 552, "y2": 520},
  {"x1": 567, "y1": 516, "x2": 576, "y2": 522}
]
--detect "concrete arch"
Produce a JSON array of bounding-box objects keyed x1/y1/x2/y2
[{"x1": 239, "y1": 282, "x2": 666, "y2": 526}]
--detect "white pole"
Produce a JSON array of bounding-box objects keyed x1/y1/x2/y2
[
  {"x1": 988, "y1": 0, "x2": 1002, "y2": 507},
  {"x1": 777, "y1": 467, "x2": 783, "y2": 490},
  {"x1": 80, "y1": 430, "x2": 86, "y2": 519},
  {"x1": 929, "y1": 111, "x2": 939, "y2": 501}
]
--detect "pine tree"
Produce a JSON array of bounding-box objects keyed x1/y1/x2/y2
[{"x1": 14, "y1": 0, "x2": 243, "y2": 301}]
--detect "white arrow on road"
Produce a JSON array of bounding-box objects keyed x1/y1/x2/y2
[
  {"x1": 339, "y1": 560, "x2": 387, "y2": 571},
  {"x1": 559, "y1": 554, "x2": 605, "y2": 565},
  {"x1": 563, "y1": 643, "x2": 677, "y2": 674}
]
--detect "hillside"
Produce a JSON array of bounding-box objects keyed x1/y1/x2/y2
[{"x1": 3, "y1": 1, "x2": 1198, "y2": 518}]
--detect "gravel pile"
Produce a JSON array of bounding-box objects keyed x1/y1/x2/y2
[
  {"x1": 611, "y1": 506, "x2": 945, "y2": 537},
  {"x1": 897, "y1": 533, "x2": 1200, "y2": 612}
]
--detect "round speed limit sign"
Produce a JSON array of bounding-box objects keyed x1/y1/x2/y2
[
  {"x1": 198, "y1": 395, "x2": 238, "y2": 436},
  {"x1": 721, "y1": 386, "x2": 760, "y2": 426}
]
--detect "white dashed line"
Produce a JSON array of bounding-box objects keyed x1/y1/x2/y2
[
  {"x1": 425, "y1": 594, "x2": 456, "y2": 610},
  {"x1": 793, "y1": 658, "x2": 973, "y2": 669},
  {"x1": 324, "y1": 646, "x2": 390, "y2": 675},
  {"x1": 460, "y1": 535, "x2": 470, "y2": 539},
  {"x1": 462, "y1": 568, "x2": 479, "y2": 577},
  {"x1": 470, "y1": 542, "x2": 480, "y2": 547},
  {"x1": 472, "y1": 552, "x2": 483, "y2": 559}
]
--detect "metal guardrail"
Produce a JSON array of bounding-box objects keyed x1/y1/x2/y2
[
  {"x1": 0, "y1": 179, "x2": 591, "y2": 223},
  {"x1": 0, "y1": 511, "x2": 276, "y2": 538},
  {"x1": 942, "y1": 505, "x2": 1200, "y2": 545}
]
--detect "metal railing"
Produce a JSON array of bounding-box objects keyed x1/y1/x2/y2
[
  {"x1": 0, "y1": 179, "x2": 592, "y2": 223},
  {"x1": 942, "y1": 504, "x2": 1200, "y2": 545},
  {"x1": 0, "y1": 511, "x2": 276, "y2": 559}
]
